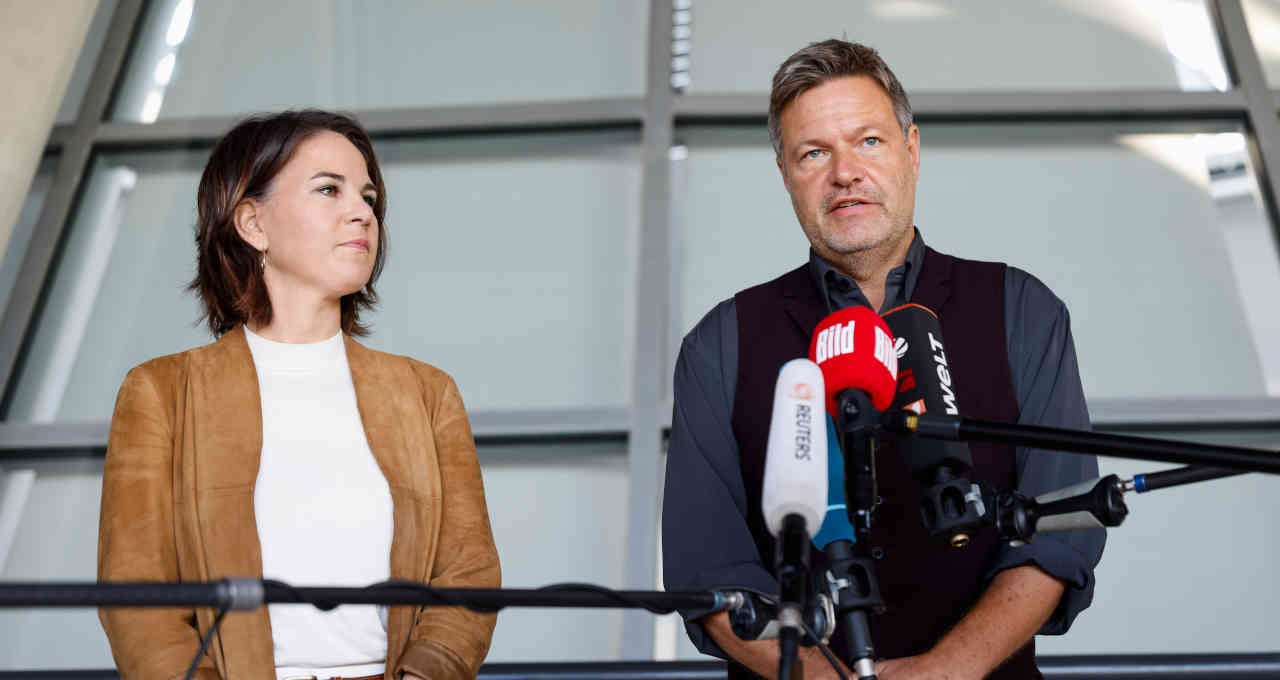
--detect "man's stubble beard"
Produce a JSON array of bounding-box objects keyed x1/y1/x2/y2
[{"x1": 794, "y1": 195, "x2": 913, "y2": 262}]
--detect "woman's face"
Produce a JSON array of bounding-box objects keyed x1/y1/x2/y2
[{"x1": 239, "y1": 130, "x2": 379, "y2": 305}]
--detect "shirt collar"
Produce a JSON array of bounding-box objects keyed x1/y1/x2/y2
[{"x1": 806, "y1": 228, "x2": 927, "y2": 314}]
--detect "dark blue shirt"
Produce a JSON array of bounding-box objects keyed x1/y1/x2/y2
[{"x1": 663, "y1": 231, "x2": 1105, "y2": 658}]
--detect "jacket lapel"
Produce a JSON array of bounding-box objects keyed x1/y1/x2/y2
[
  {"x1": 344, "y1": 336, "x2": 440, "y2": 670},
  {"x1": 344, "y1": 336, "x2": 403, "y2": 487},
  {"x1": 184, "y1": 326, "x2": 274, "y2": 675},
  {"x1": 344, "y1": 335, "x2": 437, "y2": 549},
  {"x1": 186, "y1": 325, "x2": 263, "y2": 558},
  {"x1": 910, "y1": 247, "x2": 954, "y2": 314},
  {"x1": 780, "y1": 264, "x2": 828, "y2": 344}
]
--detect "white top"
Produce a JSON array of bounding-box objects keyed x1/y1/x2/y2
[{"x1": 246, "y1": 326, "x2": 394, "y2": 680}]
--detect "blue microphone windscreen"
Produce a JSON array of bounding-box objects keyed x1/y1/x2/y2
[{"x1": 811, "y1": 414, "x2": 856, "y2": 549}]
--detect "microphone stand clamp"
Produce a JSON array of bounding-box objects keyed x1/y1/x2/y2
[
  {"x1": 990, "y1": 474, "x2": 1129, "y2": 543},
  {"x1": 727, "y1": 590, "x2": 836, "y2": 646},
  {"x1": 919, "y1": 466, "x2": 987, "y2": 548}
]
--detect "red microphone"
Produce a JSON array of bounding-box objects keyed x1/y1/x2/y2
[{"x1": 807, "y1": 306, "x2": 898, "y2": 415}]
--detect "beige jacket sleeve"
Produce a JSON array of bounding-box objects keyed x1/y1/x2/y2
[
  {"x1": 396, "y1": 369, "x2": 502, "y2": 680},
  {"x1": 97, "y1": 363, "x2": 218, "y2": 680}
]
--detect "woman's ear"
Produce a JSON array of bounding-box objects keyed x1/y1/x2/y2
[{"x1": 233, "y1": 199, "x2": 268, "y2": 252}]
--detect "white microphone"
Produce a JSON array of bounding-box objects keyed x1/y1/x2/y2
[
  {"x1": 762, "y1": 358, "x2": 829, "y2": 538},
  {"x1": 761, "y1": 358, "x2": 828, "y2": 679}
]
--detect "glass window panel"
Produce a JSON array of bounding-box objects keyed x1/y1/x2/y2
[
  {"x1": 483, "y1": 440, "x2": 630, "y2": 661},
  {"x1": 1242, "y1": 0, "x2": 1280, "y2": 87},
  {"x1": 110, "y1": 0, "x2": 647, "y2": 123},
  {"x1": 0, "y1": 155, "x2": 58, "y2": 317},
  {"x1": 54, "y1": 0, "x2": 119, "y2": 124},
  {"x1": 6, "y1": 130, "x2": 638, "y2": 423},
  {"x1": 673, "y1": 121, "x2": 1280, "y2": 402},
  {"x1": 1040, "y1": 428, "x2": 1280, "y2": 653},
  {"x1": 689, "y1": 0, "x2": 1228, "y2": 93},
  {"x1": 366, "y1": 132, "x2": 639, "y2": 412},
  {"x1": 0, "y1": 458, "x2": 113, "y2": 669},
  {"x1": 5, "y1": 150, "x2": 212, "y2": 424},
  {"x1": 0, "y1": 441, "x2": 631, "y2": 668}
]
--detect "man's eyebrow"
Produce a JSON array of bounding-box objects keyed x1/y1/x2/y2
[
  {"x1": 794, "y1": 124, "x2": 886, "y2": 150},
  {"x1": 310, "y1": 171, "x2": 377, "y2": 193}
]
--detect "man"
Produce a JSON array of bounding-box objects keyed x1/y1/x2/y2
[{"x1": 662, "y1": 40, "x2": 1104, "y2": 680}]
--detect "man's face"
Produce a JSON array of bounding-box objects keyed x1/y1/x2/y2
[{"x1": 776, "y1": 75, "x2": 920, "y2": 262}]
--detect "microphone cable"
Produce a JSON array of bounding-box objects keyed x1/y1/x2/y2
[
  {"x1": 182, "y1": 606, "x2": 227, "y2": 680},
  {"x1": 800, "y1": 616, "x2": 848, "y2": 680}
]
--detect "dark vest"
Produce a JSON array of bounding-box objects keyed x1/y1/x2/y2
[{"x1": 730, "y1": 247, "x2": 1039, "y2": 679}]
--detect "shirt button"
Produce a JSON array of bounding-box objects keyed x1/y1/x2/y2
[{"x1": 871, "y1": 547, "x2": 885, "y2": 560}]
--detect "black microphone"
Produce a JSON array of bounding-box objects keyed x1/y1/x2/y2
[{"x1": 881, "y1": 304, "x2": 986, "y2": 547}]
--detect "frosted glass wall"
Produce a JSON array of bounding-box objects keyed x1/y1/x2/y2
[
  {"x1": 5, "y1": 130, "x2": 640, "y2": 423},
  {"x1": 690, "y1": 0, "x2": 1229, "y2": 93},
  {"x1": 111, "y1": 0, "x2": 647, "y2": 123}
]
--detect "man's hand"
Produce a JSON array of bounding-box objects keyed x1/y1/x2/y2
[
  {"x1": 874, "y1": 565, "x2": 1064, "y2": 680},
  {"x1": 874, "y1": 652, "x2": 981, "y2": 680},
  {"x1": 702, "y1": 610, "x2": 851, "y2": 680},
  {"x1": 800, "y1": 646, "x2": 853, "y2": 680}
]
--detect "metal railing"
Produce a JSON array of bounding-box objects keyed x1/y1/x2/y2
[{"x1": 4, "y1": 656, "x2": 1280, "y2": 680}]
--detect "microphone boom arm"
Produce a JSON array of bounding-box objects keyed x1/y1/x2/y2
[{"x1": 885, "y1": 412, "x2": 1280, "y2": 476}]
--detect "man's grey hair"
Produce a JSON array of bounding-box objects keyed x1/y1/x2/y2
[{"x1": 768, "y1": 39, "x2": 913, "y2": 157}]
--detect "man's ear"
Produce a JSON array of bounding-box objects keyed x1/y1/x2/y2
[
  {"x1": 776, "y1": 153, "x2": 791, "y2": 193},
  {"x1": 233, "y1": 199, "x2": 268, "y2": 252},
  {"x1": 907, "y1": 124, "x2": 921, "y2": 177}
]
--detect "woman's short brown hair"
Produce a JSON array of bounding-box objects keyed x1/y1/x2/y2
[{"x1": 190, "y1": 109, "x2": 388, "y2": 337}]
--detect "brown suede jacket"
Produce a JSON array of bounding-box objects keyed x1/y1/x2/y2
[{"x1": 97, "y1": 326, "x2": 501, "y2": 680}]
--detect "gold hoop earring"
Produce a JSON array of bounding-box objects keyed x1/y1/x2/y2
[{"x1": 260, "y1": 249, "x2": 267, "y2": 271}]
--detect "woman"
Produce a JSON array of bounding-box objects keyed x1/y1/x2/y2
[{"x1": 97, "y1": 110, "x2": 501, "y2": 680}]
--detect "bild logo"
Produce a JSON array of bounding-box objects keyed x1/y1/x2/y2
[{"x1": 814, "y1": 321, "x2": 855, "y2": 364}]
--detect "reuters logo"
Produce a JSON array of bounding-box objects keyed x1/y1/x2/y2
[{"x1": 791, "y1": 383, "x2": 815, "y2": 401}]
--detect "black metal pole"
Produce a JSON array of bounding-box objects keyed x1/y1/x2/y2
[
  {"x1": 0, "y1": 581, "x2": 726, "y2": 613},
  {"x1": 0, "y1": 581, "x2": 248, "y2": 609},
  {"x1": 833, "y1": 389, "x2": 881, "y2": 680},
  {"x1": 1133, "y1": 466, "x2": 1245, "y2": 493},
  {"x1": 886, "y1": 413, "x2": 1280, "y2": 475}
]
